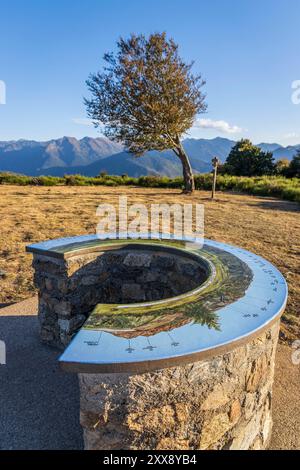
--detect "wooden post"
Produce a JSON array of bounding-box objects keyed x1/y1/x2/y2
[{"x1": 211, "y1": 157, "x2": 220, "y2": 200}]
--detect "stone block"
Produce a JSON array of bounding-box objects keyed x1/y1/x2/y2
[
  {"x1": 199, "y1": 413, "x2": 233, "y2": 450},
  {"x1": 246, "y1": 354, "x2": 268, "y2": 392},
  {"x1": 243, "y1": 392, "x2": 256, "y2": 420},
  {"x1": 58, "y1": 314, "x2": 86, "y2": 334},
  {"x1": 81, "y1": 275, "x2": 99, "y2": 286},
  {"x1": 201, "y1": 383, "x2": 232, "y2": 410},
  {"x1": 229, "y1": 407, "x2": 264, "y2": 450},
  {"x1": 121, "y1": 283, "x2": 145, "y2": 301},
  {"x1": 54, "y1": 301, "x2": 72, "y2": 317},
  {"x1": 229, "y1": 399, "x2": 241, "y2": 424},
  {"x1": 156, "y1": 438, "x2": 190, "y2": 450},
  {"x1": 123, "y1": 253, "x2": 152, "y2": 267}
]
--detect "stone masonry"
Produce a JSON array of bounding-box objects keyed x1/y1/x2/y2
[
  {"x1": 79, "y1": 321, "x2": 280, "y2": 450},
  {"x1": 31, "y1": 248, "x2": 207, "y2": 348}
]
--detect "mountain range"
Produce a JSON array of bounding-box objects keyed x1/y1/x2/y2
[{"x1": 0, "y1": 136, "x2": 298, "y2": 177}]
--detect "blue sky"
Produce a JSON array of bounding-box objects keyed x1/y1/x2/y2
[{"x1": 0, "y1": 0, "x2": 299, "y2": 145}]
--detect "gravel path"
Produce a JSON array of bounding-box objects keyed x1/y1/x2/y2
[
  {"x1": 0, "y1": 297, "x2": 299, "y2": 450},
  {"x1": 269, "y1": 343, "x2": 300, "y2": 450},
  {"x1": 0, "y1": 298, "x2": 83, "y2": 450}
]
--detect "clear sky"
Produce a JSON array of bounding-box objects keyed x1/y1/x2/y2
[{"x1": 0, "y1": 0, "x2": 299, "y2": 145}]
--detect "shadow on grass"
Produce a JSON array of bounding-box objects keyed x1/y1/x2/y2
[
  {"x1": 0, "y1": 315, "x2": 83, "y2": 450},
  {"x1": 248, "y1": 199, "x2": 300, "y2": 213},
  {"x1": 240, "y1": 198, "x2": 299, "y2": 213}
]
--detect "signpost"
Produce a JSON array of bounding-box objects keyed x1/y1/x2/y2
[{"x1": 211, "y1": 156, "x2": 220, "y2": 200}]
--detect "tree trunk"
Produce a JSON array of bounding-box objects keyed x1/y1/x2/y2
[{"x1": 174, "y1": 139, "x2": 195, "y2": 193}]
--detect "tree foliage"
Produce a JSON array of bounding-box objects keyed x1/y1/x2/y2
[
  {"x1": 286, "y1": 150, "x2": 300, "y2": 177},
  {"x1": 275, "y1": 158, "x2": 290, "y2": 175},
  {"x1": 85, "y1": 32, "x2": 207, "y2": 192},
  {"x1": 223, "y1": 139, "x2": 275, "y2": 176}
]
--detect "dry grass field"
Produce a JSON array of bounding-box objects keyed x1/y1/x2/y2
[{"x1": 0, "y1": 185, "x2": 299, "y2": 339}]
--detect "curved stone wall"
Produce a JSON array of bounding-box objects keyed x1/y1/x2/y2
[
  {"x1": 31, "y1": 246, "x2": 208, "y2": 348},
  {"x1": 27, "y1": 236, "x2": 286, "y2": 450},
  {"x1": 79, "y1": 320, "x2": 279, "y2": 450}
]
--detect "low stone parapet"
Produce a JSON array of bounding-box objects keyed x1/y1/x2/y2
[
  {"x1": 79, "y1": 321, "x2": 279, "y2": 450},
  {"x1": 27, "y1": 235, "x2": 287, "y2": 450},
  {"x1": 27, "y1": 237, "x2": 208, "y2": 348}
]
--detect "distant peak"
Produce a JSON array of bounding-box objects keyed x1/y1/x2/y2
[{"x1": 60, "y1": 136, "x2": 78, "y2": 142}]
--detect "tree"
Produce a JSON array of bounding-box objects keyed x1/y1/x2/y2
[
  {"x1": 275, "y1": 158, "x2": 290, "y2": 176},
  {"x1": 223, "y1": 139, "x2": 275, "y2": 176},
  {"x1": 286, "y1": 151, "x2": 300, "y2": 178},
  {"x1": 85, "y1": 32, "x2": 207, "y2": 193}
]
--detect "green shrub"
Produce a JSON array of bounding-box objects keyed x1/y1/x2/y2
[{"x1": 0, "y1": 171, "x2": 299, "y2": 203}]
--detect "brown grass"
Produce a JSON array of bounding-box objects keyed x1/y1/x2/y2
[{"x1": 0, "y1": 185, "x2": 299, "y2": 339}]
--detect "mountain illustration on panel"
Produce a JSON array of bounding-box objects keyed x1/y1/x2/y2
[{"x1": 84, "y1": 246, "x2": 253, "y2": 338}]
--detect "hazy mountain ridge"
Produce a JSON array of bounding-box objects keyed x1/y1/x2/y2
[
  {"x1": 0, "y1": 136, "x2": 123, "y2": 175},
  {"x1": 0, "y1": 136, "x2": 298, "y2": 177}
]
